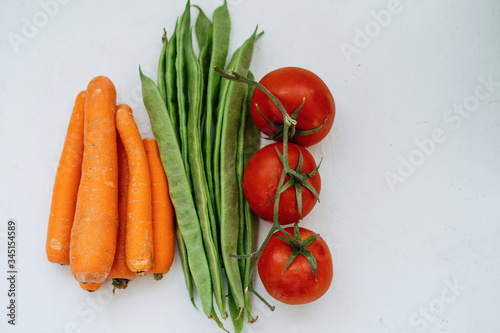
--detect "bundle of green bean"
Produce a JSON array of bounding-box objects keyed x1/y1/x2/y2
[{"x1": 140, "y1": 1, "x2": 261, "y2": 331}]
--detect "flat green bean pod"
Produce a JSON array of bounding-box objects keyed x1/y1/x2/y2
[
  {"x1": 217, "y1": 27, "x2": 262, "y2": 313},
  {"x1": 158, "y1": 31, "x2": 168, "y2": 103},
  {"x1": 194, "y1": 5, "x2": 213, "y2": 59},
  {"x1": 140, "y1": 67, "x2": 214, "y2": 319},
  {"x1": 204, "y1": 1, "x2": 231, "y2": 223},
  {"x1": 228, "y1": 287, "x2": 244, "y2": 333},
  {"x1": 186, "y1": 26, "x2": 227, "y2": 320},
  {"x1": 235, "y1": 84, "x2": 249, "y2": 277},
  {"x1": 165, "y1": 22, "x2": 179, "y2": 141},
  {"x1": 175, "y1": 1, "x2": 192, "y2": 188},
  {"x1": 175, "y1": 226, "x2": 195, "y2": 308},
  {"x1": 194, "y1": 8, "x2": 219, "y2": 259},
  {"x1": 195, "y1": 6, "x2": 213, "y2": 108},
  {"x1": 242, "y1": 71, "x2": 260, "y2": 322}
]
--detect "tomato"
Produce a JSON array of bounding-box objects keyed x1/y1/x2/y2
[
  {"x1": 258, "y1": 227, "x2": 333, "y2": 305},
  {"x1": 242, "y1": 142, "x2": 320, "y2": 225},
  {"x1": 250, "y1": 67, "x2": 335, "y2": 147}
]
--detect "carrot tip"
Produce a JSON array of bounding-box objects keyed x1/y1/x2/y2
[
  {"x1": 79, "y1": 281, "x2": 102, "y2": 292},
  {"x1": 153, "y1": 273, "x2": 164, "y2": 281},
  {"x1": 111, "y1": 278, "x2": 130, "y2": 291}
]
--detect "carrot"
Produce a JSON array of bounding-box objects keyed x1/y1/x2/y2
[
  {"x1": 79, "y1": 282, "x2": 102, "y2": 292},
  {"x1": 70, "y1": 76, "x2": 119, "y2": 283},
  {"x1": 46, "y1": 90, "x2": 86, "y2": 265},
  {"x1": 115, "y1": 104, "x2": 153, "y2": 275},
  {"x1": 143, "y1": 138, "x2": 175, "y2": 280},
  {"x1": 108, "y1": 135, "x2": 136, "y2": 290}
]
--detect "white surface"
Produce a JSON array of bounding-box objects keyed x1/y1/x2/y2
[{"x1": 1, "y1": 0, "x2": 499, "y2": 332}]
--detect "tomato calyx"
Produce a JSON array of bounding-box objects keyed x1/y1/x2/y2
[
  {"x1": 267, "y1": 145, "x2": 321, "y2": 219},
  {"x1": 256, "y1": 99, "x2": 327, "y2": 141},
  {"x1": 255, "y1": 98, "x2": 303, "y2": 140},
  {"x1": 273, "y1": 222, "x2": 321, "y2": 279}
]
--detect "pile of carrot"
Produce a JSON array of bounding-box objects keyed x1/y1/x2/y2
[{"x1": 46, "y1": 76, "x2": 175, "y2": 292}]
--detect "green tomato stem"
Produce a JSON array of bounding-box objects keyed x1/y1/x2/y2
[{"x1": 214, "y1": 66, "x2": 297, "y2": 131}]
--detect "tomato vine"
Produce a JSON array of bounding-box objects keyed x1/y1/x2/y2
[{"x1": 216, "y1": 67, "x2": 323, "y2": 311}]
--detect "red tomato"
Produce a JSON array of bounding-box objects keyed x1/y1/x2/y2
[
  {"x1": 258, "y1": 227, "x2": 333, "y2": 305},
  {"x1": 242, "y1": 142, "x2": 321, "y2": 225},
  {"x1": 251, "y1": 67, "x2": 335, "y2": 147}
]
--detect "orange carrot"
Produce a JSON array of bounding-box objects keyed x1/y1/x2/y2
[
  {"x1": 108, "y1": 135, "x2": 136, "y2": 290},
  {"x1": 79, "y1": 282, "x2": 102, "y2": 292},
  {"x1": 115, "y1": 104, "x2": 153, "y2": 275},
  {"x1": 46, "y1": 90, "x2": 86, "y2": 265},
  {"x1": 143, "y1": 138, "x2": 175, "y2": 280},
  {"x1": 70, "y1": 76, "x2": 119, "y2": 283}
]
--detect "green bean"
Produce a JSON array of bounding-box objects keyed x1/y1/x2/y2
[
  {"x1": 235, "y1": 83, "x2": 249, "y2": 277},
  {"x1": 175, "y1": 226, "x2": 195, "y2": 308},
  {"x1": 175, "y1": 2, "x2": 191, "y2": 187},
  {"x1": 194, "y1": 8, "x2": 220, "y2": 257},
  {"x1": 139, "y1": 67, "x2": 214, "y2": 319},
  {"x1": 165, "y1": 23, "x2": 179, "y2": 141},
  {"x1": 194, "y1": 6, "x2": 213, "y2": 59},
  {"x1": 243, "y1": 200, "x2": 259, "y2": 322},
  {"x1": 194, "y1": 5, "x2": 213, "y2": 161},
  {"x1": 242, "y1": 71, "x2": 260, "y2": 322},
  {"x1": 213, "y1": 79, "x2": 229, "y2": 221},
  {"x1": 242, "y1": 71, "x2": 260, "y2": 163},
  {"x1": 186, "y1": 26, "x2": 227, "y2": 320},
  {"x1": 234, "y1": 71, "x2": 260, "y2": 322},
  {"x1": 204, "y1": 1, "x2": 231, "y2": 221},
  {"x1": 158, "y1": 30, "x2": 168, "y2": 103},
  {"x1": 228, "y1": 288, "x2": 244, "y2": 333},
  {"x1": 217, "y1": 27, "x2": 262, "y2": 313}
]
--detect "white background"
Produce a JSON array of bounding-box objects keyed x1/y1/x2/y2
[{"x1": 1, "y1": 0, "x2": 499, "y2": 332}]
